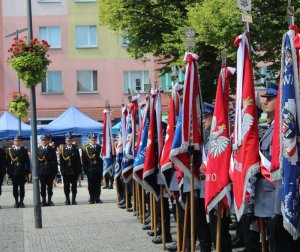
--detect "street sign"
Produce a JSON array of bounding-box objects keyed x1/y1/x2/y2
[{"x1": 237, "y1": 0, "x2": 251, "y2": 11}]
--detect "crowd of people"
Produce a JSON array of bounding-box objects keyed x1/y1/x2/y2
[
  {"x1": 1, "y1": 81, "x2": 300, "y2": 252},
  {"x1": 0, "y1": 132, "x2": 115, "y2": 208},
  {"x1": 112, "y1": 81, "x2": 300, "y2": 252}
]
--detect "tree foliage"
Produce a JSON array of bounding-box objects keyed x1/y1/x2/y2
[{"x1": 98, "y1": 0, "x2": 300, "y2": 100}]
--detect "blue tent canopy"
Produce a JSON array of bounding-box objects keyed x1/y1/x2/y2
[
  {"x1": 0, "y1": 111, "x2": 34, "y2": 140},
  {"x1": 42, "y1": 106, "x2": 103, "y2": 136},
  {"x1": 112, "y1": 121, "x2": 121, "y2": 135}
]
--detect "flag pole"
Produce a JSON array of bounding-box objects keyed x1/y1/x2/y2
[
  {"x1": 215, "y1": 51, "x2": 227, "y2": 252},
  {"x1": 182, "y1": 197, "x2": 189, "y2": 252},
  {"x1": 160, "y1": 185, "x2": 166, "y2": 250},
  {"x1": 142, "y1": 188, "x2": 146, "y2": 224},
  {"x1": 150, "y1": 193, "x2": 154, "y2": 230},
  {"x1": 132, "y1": 179, "x2": 136, "y2": 214},
  {"x1": 186, "y1": 27, "x2": 196, "y2": 252},
  {"x1": 238, "y1": 2, "x2": 268, "y2": 251},
  {"x1": 176, "y1": 198, "x2": 181, "y2": 252},
  {"x1": 153, "y1": 193, "x2": 157, "y2": 238}
]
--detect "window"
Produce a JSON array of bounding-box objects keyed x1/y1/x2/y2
[
  {"x1": 120, "y1": 36, "x2": 130, "y2": 47},
  {"x1": 161, "y1": 68, "x2": 185, "y2": 91},
  {"x1": 123, "y1": 71, "x2": 149, "y2": 93},
  {"x1": 76, "y1": 26, "x2": 97, "y2": 48},
  {"x1": 77, "y1": 71, "x2": 98, "y2": 92},
  {"x1": 39, "y1": 26, "x2": 61, "y2": 49},
  {"x1": 42, "y1": 71, "x2": 62, "y2": 93}
]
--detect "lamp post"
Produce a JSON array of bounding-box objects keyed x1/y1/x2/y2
[
  {"x1": 5, "y1": 27, "x2": 28, "y2": 136},
  {"x1": 27, "y1": 0, "x2": 42, "y2": 229}
]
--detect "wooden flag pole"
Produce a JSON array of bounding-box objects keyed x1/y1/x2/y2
[
  {"x1": 216, "y1": 203, "x2": 222, "y2": 252},
  {"x1": 142, "y1": 188, "x2": 146, "y2": 224},
  {"x1": 137, "y1": 183, "x2": 142, "y2": 221},
  {"x1": 176, "y1": 201, "x2": 181, "y2": 252},
  {"x1": 150, "y1": 193, "x2": 154, "y2": 230},
  {"x1": 125, "y1": 183, "x2": 129, "y2": 209},
  {"x1": 215, "y1": 51, "x2": 227, "y2": 252},
  {"x1": 153, "y1": 195, "x2": 157, "y2": 238},
  {"x1": 185, "y1": 27, "x2": 197, "y2": 252},
  {"x1": 115, "y1": 178, "x2": 119, "y2": 206},
  {"x1": 190, "y1": 151, "x2": 195, "y2": 252},
  {"x1": 160, "y1": 185, "x2": 166, "y2": 250},
  {"x1": 182, "y1": 197, "x2": 189, "y2": 252},
  {"x1": 132, "y1": 179, "x2": 136, "y2": 213},
  {"x1": 137, "y1": 182, "x2": 140, "y2": 219}
]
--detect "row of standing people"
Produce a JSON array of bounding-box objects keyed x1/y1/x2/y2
[
  {"x1": 0, "y1": 132, "x2": 105, "y2": 208},
  {"x1": 115, "y1": 81, "x2": 299, "y2": 252}
]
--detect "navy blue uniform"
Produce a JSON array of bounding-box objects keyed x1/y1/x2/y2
[{"x1": 82, "y1": 144, "x2": 103, "y2": 203}]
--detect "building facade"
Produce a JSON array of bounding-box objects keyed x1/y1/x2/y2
[{"x1": 0, "y1": 0, "x2": 171, "y2": 123}]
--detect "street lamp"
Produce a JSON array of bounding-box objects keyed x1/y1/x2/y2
[
  {"x1": 5, "y1": 27, "x2": 28, "y2": 136},
  {"x1": 27, "y1": 0, "x2": 42, "y2": 229}
]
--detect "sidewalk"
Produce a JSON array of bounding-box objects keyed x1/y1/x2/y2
[{"x1": 0, "y1": 181, "x2": 162, "y2": 252}]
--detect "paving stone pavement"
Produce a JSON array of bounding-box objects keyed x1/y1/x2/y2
[{"x1": 0, "y1": 181, "x2": 163, "y2": 252}]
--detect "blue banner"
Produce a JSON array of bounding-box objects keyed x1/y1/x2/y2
[{"x1": 281, "y1": 32, "x2": 299, "y2": 239}]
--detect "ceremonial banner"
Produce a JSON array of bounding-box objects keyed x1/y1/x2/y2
[
  {"x1": 133, "y1": 98, "x2": 150, "y2": 186},
  {"x1": 278, "y1": 28, "x2": 300, "y2": 239},
  {"x1": 114, "y1": 106, "x2": 126, "y2": 179},
  {"x1": 160, "y1": 90, "x2": 177, "y2": 191},
  {"x1": 122, "y1": 97, "x2": 139, "y2": 183},
  {"x1": 205, "y1": 66, "x2": 236, "y2": 213},
  {"x1": 231, "y1": 33, "x2": 260, "y2": 219},
  {"x1": 102, "y1": 108, "x2": 116, "y2": 177},
  {"x1": 114, "y1": 128, "x2": 123, "y2": 179},
  {"x1": 143, "y1": 93, "x2": 159, "y2": 199},
  {"x1": 170, "y1": 52, "x2": 202, "y2": 183},
  {"x1": 122, "y1": 106, "x2": 135, "y2": 183}
]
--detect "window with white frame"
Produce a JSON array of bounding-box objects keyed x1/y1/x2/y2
[
  {"x1": 123, "y1": 71, "x2": 149, "y2": 93},
  {"x1": 77, "y1": 71, "x2": 98, "y2": 92},
  {"x1": 120, "y1": 36, "x2": 130, "y2": 47},
  {"x1": 76, "y1": 26, "x2": 97, "y2": 48},
  {"x1": 160, "y1": 68, "x2": 185, "y2": 91},
  {"x1": 41, "y1": 71, "x2": 62, "y2": 93},
  {"x1": 39, "y1": 26, "x2": 61, "y2": 49}
]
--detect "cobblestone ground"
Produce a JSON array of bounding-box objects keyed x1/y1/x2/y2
[{"x1": 0, "y1": 181, "x2": 162, "y2": 252}]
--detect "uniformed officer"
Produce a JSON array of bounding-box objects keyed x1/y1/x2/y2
[
  {"x1": 38, "y1": 134, "x2": 58, "y2": 206},
  {"x1": 248, "y1": 82, "x2": 299, "y2": 251},
  {"x1": 59, "y1": 132, "x2": 82, "y2": 205},
  {"x1": 0, "y1": 147, "x2": 6, "y2": 208},
  {"x1": 81, "y1": 133, "x2": 103, "y2": 204},
  {"x1": 6, "y1": 135, "x2": 30, "y2": 208}
]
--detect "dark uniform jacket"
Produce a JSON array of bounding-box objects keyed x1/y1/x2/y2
[
  {"x1": 38, "y1": 145, "x2": 58, "y2": 177},
  {"x1": 59, "y1": 144, "x2": 82, "y2": 176},
  {"x1": 6, "y1": 146, "x2": 30, "y2": 177},
  {"x1": 81, "y1": 144, "x2": 103, "y2": 175},
  {"x1": 0, "y1": 148, "x2": 6, "y2": 179}
]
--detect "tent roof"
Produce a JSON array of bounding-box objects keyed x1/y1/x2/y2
[
  {"x1": 0, "y1": 111, "x2": 32, "y2": 140},
  {"x1": 42, "y1": 106, "x2": 103, "y2": 136},
  {"x1": 112, "y1": 121, "x2": 121, "y2": 135}
]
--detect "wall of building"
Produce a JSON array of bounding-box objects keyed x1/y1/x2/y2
[{"x1": 1, "y1": 0, "x2": 165, "y2": 122}]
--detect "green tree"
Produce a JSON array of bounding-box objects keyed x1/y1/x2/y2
[{"x1": 98, "y1": 0, "x2": 300, "y2": 100}]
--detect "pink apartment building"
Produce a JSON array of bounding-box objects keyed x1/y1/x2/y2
[{"x1": 0, "y1": 0, "x2": 173, "y2": 124}]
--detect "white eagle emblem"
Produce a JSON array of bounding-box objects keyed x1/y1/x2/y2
[
  {"x1": 209, "y1": 116, "x2": 230, "y2": 158},
  {"x1": 241, "y1": 97, "x2": 254, "y2": 139}
]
